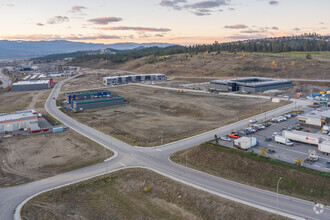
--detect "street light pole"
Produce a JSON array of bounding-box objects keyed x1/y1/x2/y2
[{"x1": 277, "y1": 177, "x2": 282, "y2": 216}]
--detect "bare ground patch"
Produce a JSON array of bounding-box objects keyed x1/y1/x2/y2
[{"x1": 0, "y1": 130, "x2": 112, "y2": 187}]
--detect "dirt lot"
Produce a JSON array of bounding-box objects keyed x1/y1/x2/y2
[
  {"x1": 171, "y1": 143, "x2": 330, "y2": 204},
  {"x1": 0, "y1": 130, "x2": 112, "y2": 187},
  {"x1": 61, "y1": 71, "x2": 110, "y2": 92},
  {"x1": 279, "y1": 81, "x2": 330, "y2": 98},
  {"x1": 68, "y1": 85, "x2": 285, "y2": 147},
  {"x1": 21, "y1": 168, "x2": 286, "y2": 220}
]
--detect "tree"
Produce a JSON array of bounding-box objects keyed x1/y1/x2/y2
[{"x1": 214, "y1": 134, "x2": 219, "y2": 145}]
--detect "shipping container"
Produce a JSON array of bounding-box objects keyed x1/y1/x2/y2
[
  {"x1": 282, "y1": 130, "x2": 320, "y2": 145},
  {"x1": 318, "y1": 141, "x2": 330, "y2": 155},
  {"x1": 233, "y1": 137, "x2": 257, "y2": 150},
  {"x1": 53, "y1": 127, "x2": 64, "y2": 133}
]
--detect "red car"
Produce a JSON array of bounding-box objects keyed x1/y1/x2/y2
[{"x1": 228, "y1": 133, "x2": 240, "y2": 139}]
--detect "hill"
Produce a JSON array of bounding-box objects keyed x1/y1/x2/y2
[{"x1": 0, "y1": 40, "x2": 173, "y2": 58}]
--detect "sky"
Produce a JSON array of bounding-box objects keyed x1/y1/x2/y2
[{"x1": 0, "y1": 0, "x2": 329, "y2": 45}]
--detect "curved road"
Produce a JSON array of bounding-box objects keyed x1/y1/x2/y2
[{"x1": 0, "y1": 76, "x2": 328, "y2": 220}]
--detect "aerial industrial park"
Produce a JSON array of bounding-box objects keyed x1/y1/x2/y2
[{"x1": 0, "y1": 1, "x2": 330, "y2": 220}]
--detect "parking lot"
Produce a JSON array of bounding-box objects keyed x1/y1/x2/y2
[{"x1": 216, "y1": 109, "x2": 330, "y2": 172}]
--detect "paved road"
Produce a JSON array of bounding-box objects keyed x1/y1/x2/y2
[
  {"x1": 0, "y1": 68, "x2": 11, "y2": 88},
  {"x1": 0, "y1": 77, "x2": 328, "y2": 220}
]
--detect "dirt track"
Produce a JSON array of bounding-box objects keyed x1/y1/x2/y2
[{"x1": 69, "y1": 85, "x2": 284, "y2": 146}]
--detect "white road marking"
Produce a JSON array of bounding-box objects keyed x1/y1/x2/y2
[{"x1": 120, "y1": 162, "x2": 126, "y2": 167}]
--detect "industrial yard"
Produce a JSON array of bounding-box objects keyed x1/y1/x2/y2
[
  {"x1": 67, "y1": 85, "x2": 285, "y2": 146},
  {"x1": 21, "y1": 168, "x2": 285, "y2": 220}
]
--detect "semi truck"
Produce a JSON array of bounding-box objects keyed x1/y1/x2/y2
[
  {"x1": 275, "y1": 135, "x2": 293, "y2": 146},
  {"x1": 318, "y1": 140, "x2": 330, "y2": 155},
  {"x1": 233, "y1": 137, "x2": 257, "y2": 150},
  {"x1": 282, "y1": 130, "x2": 320, "y2": 145}
]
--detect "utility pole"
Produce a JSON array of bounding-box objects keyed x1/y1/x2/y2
[{"x1": 277, "y1": 177, "x2": 282, "y2": 216}]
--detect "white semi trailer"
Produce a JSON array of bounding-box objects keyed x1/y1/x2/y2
[
  {"x1": 282, "y1": 130, "x2": 320, "y2": 145},
  {"x1": 318, "y1": 140, "x2": 330, "y2": 155},
  {"x1": 234, "y1": 137, "x2": 257, "y2": 150}
]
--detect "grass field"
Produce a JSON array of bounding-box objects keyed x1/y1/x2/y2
[
  {"x1": 21, "y1": 168, "x2": 287, "y2": 220},
  {"x1": 171, "y1": 143, "x2": 330, "y2": 204}
]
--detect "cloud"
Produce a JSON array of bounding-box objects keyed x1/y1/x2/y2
[
  {"x1": 100, "y1": 26, "x2": 171, "y2": 32},
  {"x1": 88, "y1": 17, "x2": 123, "y2": 25},
  {"x1": 155, "y1": 34, "x2": 165, "y2": 37},
  {"x1": 224, "y1": 24, "x2": 248, "y2": 29},
  {"x1": 1, "y1": 34, "x2": 121, "y2": 41},
  {"x1": 269, "y1": 1, "x2": 279, "y2": 6},
  {"x1": 36, "y1": 23, "x2": 44, "y2": 26},
  {"x1": 160, "y1": 0, "x2": 187, "y2": 10},
  {"x1": 240, "y1": 30, "x2": 263, "y2": 34},
  {"x1": 47, "y1": 16, "x2": 69, "y2": 24},
  {"x1": 6, "y1": 3, "x2": 14, "y2": 7},
  {"x1": 228, "y1": 7, "x2": 235, "y2": 10},
  {"x1": 292, "y1": 27, "x2": 300, "y2": 31},
  {"x1": 71, "y1": 6, "x2": 86, "y2": 13},
  {"x1": 160, "y1": 0, "x2": 229, "y2": 16},
  {"x1": 271, "y1": 26, "x2": 279, "y2": 30}
]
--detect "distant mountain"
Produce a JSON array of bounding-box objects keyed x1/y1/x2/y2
[{"x1": 0, "y1": 40, "x2": 173, "y2": 58}]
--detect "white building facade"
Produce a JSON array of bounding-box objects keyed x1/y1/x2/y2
[
  {"x1": 103, "y1": 74, "x2": 166, "y2": 85},
  {"x1": 0, "y1": 110, "x2": 38, "y2": 133}
]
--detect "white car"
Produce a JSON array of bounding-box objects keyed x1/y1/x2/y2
[
  {"x1": 220, "y1": 136, "x2": 232, "y2": 142},
  {"x1": 249, "y1": 119, "x2": 257, "y2": 124}
]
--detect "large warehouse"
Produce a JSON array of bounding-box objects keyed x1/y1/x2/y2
[
  {"x1": 0, "y1": 110, "x2": 39, "y2": 133},
  {"x1": 103, "y1": 74, "x2": 166, "y2": 85},
  {"x1": 11, "y1": 79, "x2": 54, "y2": 91},
  {"x1": 67, "y1": 90, "x2": 124, "y2": 111},
  {"x1": 210, "y1": 77, "x2": 292, "y2": 93}
]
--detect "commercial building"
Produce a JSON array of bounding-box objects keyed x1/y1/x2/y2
[
  {"x1": 103, "y1": 74, "x2": 166, "y2": 85},
  {"x1": 296, "y1": 108, "x2": 330, "y2": 127},
  {"x1": 67, "y1": 90, "x2": 124, "y2": 111},
  {"x1": 0, "y1": 110, "x2": 39, "y2": 133},
  {"x1": 210, "y1": 77, "x2": 292, "y2": 93},
  {"x1": 11, "y1": 79, "x2": 54, "y2": 91}
]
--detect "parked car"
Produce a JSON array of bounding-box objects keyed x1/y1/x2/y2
[
  {"x1": 272, "y1": 132, "x2": 281, "y2": 137},
  {"x1": 249, "y1": 119, "x2": 257, "y2": 124},
  {"x1": 265, "y1": 137, "x2": 272, "y2": 142},
  {"x1": 220, "y1": 136, "x2": 232, "y2": 142},
  {"x1": 267, "y1": 149, "x2": 276, "y2": 154},
  {"x1": 247, "y1": 127, "x2": 256, "y2": 133},
  {"x1": 285, "y1": 113, "x2": 292, "y2": 118},
  {"x1": 228, "y1": 133, "x2": 240, "y2": 139},
  {"x1": 278, "y1": 116, "x2": 287, "y2": 121},
  {"x1": 271, "y1": 117, "x2": 280, "y2": 123},
  {"x1": 263, "y1": 122, "x2": 271, "y2": 127}
]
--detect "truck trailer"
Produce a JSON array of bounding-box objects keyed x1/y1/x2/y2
[
  {"x1": 233, "y1": 137, "x2": 257, "y2": 150},
  {"x1": 282, "y1": 130, "x2": 320, "y2": 145},
  {"x1": 275, "y1": 135, "x2": 293, "y2": 146},
  {"x1": 318, "y1": 140, "x2": 330, "y2": 155}
]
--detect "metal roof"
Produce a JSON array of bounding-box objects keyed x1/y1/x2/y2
[
  {"x1": 298, "y1": 108, "x2": 330, "y2": 120},
  {"x1": 0, "y1": 110, "x2": 37, "y2": 123},
  {"x1": 12, "y1": 80, "x2": 50, "y2": 85}
]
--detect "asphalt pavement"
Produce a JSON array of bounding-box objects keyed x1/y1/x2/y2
[{"x1": 0, "y1": 76, "x2": 328, "y2": 220}]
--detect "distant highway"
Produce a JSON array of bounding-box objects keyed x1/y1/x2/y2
[{"x1": 0, "y1": 75, "x2": 328, "y2": 220}]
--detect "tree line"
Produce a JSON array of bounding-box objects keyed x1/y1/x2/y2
[{"x1": 68, "y1": 34, "x2": 329, "y2": 64}]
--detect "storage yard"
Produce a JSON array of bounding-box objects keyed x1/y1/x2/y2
[
  {"x1": 68, "y1": 85, "x2": 285, "y2": 146},
  {"x1": 215, "y1": 107, "x2": 330, "y2": 172}
]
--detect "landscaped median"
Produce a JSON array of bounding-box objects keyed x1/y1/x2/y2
[{"x1": 170, "y1": 142, "x2": 330, "y2": 204}]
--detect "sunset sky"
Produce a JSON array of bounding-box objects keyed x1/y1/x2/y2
[{"x1": 0, "y1": 0, "x2": 329, "y2": 45}]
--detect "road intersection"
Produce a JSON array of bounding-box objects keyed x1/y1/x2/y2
[{"x1": 0, "y1": 76, "x2": 328, "y2": 220}]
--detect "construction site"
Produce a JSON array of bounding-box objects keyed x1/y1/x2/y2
[{"x1": 68, "y1": 85, "x2": 285, "y2": 146}]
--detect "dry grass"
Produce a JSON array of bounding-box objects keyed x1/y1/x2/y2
[
  {"x1": 71, "y1": 52, "x2": 330, "y2": 79},
  {"x1": 21, "y1": 168, "x2": 287, "y2": 220},
  {"x1": 171, "y1": 143, "x2": 330, "y2": 204},
  {"x1": 0, "y1": 130, "x2": 112, "y2": 187}
]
